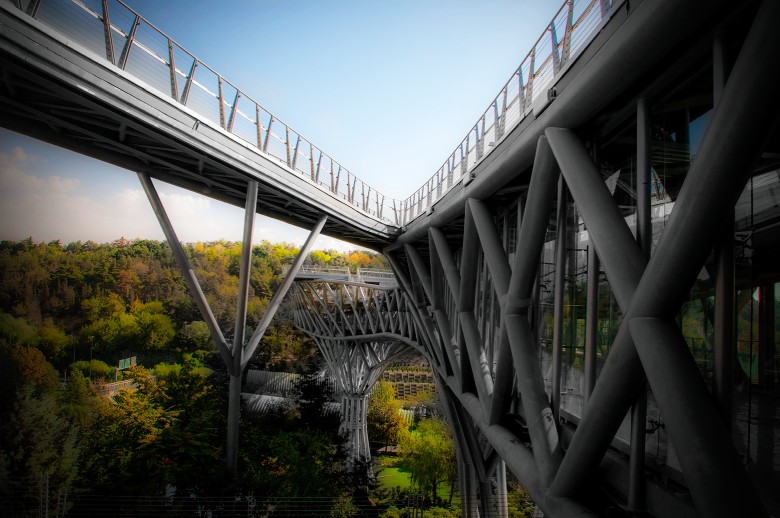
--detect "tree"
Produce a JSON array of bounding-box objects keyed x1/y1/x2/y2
[
  {"x1": 399, "y1": 418, "x2": 456, "y2": 503},
  {"x1": 0, "y1": 343, "x2": 80, "y2": 517},
  {"x1": 368, "y1": 380, "x2": 406, "y2": 451}
]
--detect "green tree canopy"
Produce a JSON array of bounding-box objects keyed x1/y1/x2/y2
[
  {"x1": 399, "y1": 417, "x2": 456, "y2": 502},
  {"x1": 368, "y1": 380, "x2": 406, "y2": 451}
]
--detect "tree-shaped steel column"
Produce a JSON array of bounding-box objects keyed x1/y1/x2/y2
[
  {"x1": 315, "y1": 336, "x2": 407, "y2": 467},
  {"x1": 292, "y1": 278, "x2": 412, "y2": 468}
]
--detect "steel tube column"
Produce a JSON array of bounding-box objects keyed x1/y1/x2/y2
[
  {"x1": 241, "y1": 215, "x2": 327, "y2": 365},
  {"x1": 226, "y1": 180, "x2": 258, "y2": 474},
  {"x1": 712, "y1": 32, "x2": 734, "y2": 428},
  {"x1": 551, "y1": 177, "x2": 567, "y2": 423},
  {"x1": 138, "y1": 172, "x2": 231, "y2": 368},
  {"x1": 502, "y1": 137, "x2": 562, "y2": 488},
  {"x1": 628, "y1": 97, "x2": 651, "y2": 511},
  {"x1": 550, "y1": 2, "x2": 779, "y2": 513},
  {"x1": 545, "y1": 127, "x2": 646, "y2": 498},
  {"x1": 583, "y1": 244, "x2": 599, "y2": 407}
]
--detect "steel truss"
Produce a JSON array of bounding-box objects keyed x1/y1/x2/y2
[
  {"x1": 291, "y1": 278, "x2": 511, "y2": 517},
  {"x1": 139, "y1": 172, "x2": 327, "y2": 474},
  {"x1": 291, "y1": 280, "x2": 413, "y2": 467},
  {"x1": 382, "y1": 2, "x2": 780, "y2": 516}
]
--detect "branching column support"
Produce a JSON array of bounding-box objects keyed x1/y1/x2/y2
[
  {"x1": 546, "y1": 3, "x2": 779, "y2": 513},
  {"x1": 309, "y1": 333, "x2": 407, "y2": 469},
  {"x1": 139, "y1": 171, "x2": 327, "y2": 475}
]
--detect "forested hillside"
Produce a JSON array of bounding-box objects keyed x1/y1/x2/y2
[
  {"x1": 0, "y1": 237, "x2": 387, "y2": 516},
  {"x1": 0, "y1": 237, "x2": 386, "y2": 372}
]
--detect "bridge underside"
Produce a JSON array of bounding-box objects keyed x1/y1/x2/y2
[
  {"x1": 383, "y1": 1, "x2": 780, "y2": 516},
  {"x1": 3, "y1": 0, "x2": 780, "y2": 516},
  {"x1": 0, "y1": 1, "x2": 397, "y2": 249}
]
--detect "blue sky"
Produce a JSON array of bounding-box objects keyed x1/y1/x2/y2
[{"x1": 0, "y1": 0, "x2": 562, "y2": 250}]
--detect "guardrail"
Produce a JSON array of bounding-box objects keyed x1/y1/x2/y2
[
  {"x1": 399, "y1": 0, "x2": 619, "y2": 223},
  {"x1": 7, "y1": 0, "x2": 618, "y2": 227},
  {"x1": 290, "y1": 265, "x2": 396, "y2": 285},
  {"x1": 10, "y1": 0, "x2": 401, "y2": 222}
]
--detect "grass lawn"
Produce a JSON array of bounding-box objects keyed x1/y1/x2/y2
[
  {"x1": 372, "y1": 453, "x2": 460, "y2": 506},
  {"x1": 375, "y1": 465, "x2": 413, "y2": 491}
]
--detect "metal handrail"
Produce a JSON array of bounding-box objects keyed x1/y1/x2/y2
[
  {"x1": 9, "y1": 0, "x2": 618, "y2": 228},
  {"x1": 399, "y1": 0, "x2": 618, "y2": 224}
]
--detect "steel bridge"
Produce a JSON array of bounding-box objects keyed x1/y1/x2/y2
[{"x1": 2, "y1": 0, "x2": 780, "y2": 516}]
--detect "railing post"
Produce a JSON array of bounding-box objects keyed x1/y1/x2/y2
[
  {"x1": 217, "y1": 76, "x2": 226, "y2": 129},
  {"x1": 330, "y1": 159, "x2": 336, "y2": 192},
  {"x1": 500, "y1": 87, "x2": 508, "y2": 137},
  {"x1": 518, "y1": 68, "x2": 527, "y2": 113},
  {"x1": 285, "y1": 127, "x2": 292, "y2": 167},
  {"x1": 310, "y1": 144, "x2": 316, "y2": 181},
  {"x1": 118, "y1": 15, "x2": 140, "y2": 71},
  {"x1": 561, "y1": 0, "x2": 574, "y2": 65},
  {"x1": 291, "y1": 135, "x2": 300, "y2": 171},
  {"x1": 550, "y1": 24, "x2": 561, "y2": 74},
  {"x1": 101, "y1": 0, "x2": 115, "y2": 65},
  {"x1": 460, "y1": 143, "x2": 467, "y2": 178},
  {"x1": 527, "y1": 49, "x2": 536, "y2": 107},
  {"x1": 168, "y1": 38, "x2": 178, "y2": 100},
  {"x1": 263, "y1": 116, "x2": 274, "y2": 153},
  {"x1": 464, "y1": 133, "x2": 471, "y2": 172},
  {"x1": 24, "y1": 0, "x2": 42, "y2": 17},
  {"x1": 255, "y1": 105, "x2": 262, "y2": 149},
  {"x1": 227, "y1": 91, "x2": 240, "y2": 132}
]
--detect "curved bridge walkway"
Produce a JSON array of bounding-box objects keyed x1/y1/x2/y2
[{"x1": 3, "y1": 0, "x2": 780, "y2": 516}]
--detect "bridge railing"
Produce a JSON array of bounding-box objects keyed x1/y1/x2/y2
[
  {"x1": 11, "y1": 0, "x2": 401, "y2": 224},
  {"x1": 8, "y1": 0, "x2": 618, "y2": 228},
  {"x1": 399, "y1": 0, "x2": 619, "y2": 224}
]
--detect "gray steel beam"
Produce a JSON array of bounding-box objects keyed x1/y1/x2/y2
[
  {"x1": 138, "y1": 172, "x2": 231, "y2": 369},
  {"x1": 628, "y1": 96, "x2": 651, "y2": 511},
  {"x1": 712, "y1": 32, "x2": 734, "y2": 429},
  {"x1": 549, "y1": 2, "x2": 780, "y2": 513},
  {"x1": 241, "y1": 215, "x2": 327, "y2": 365},
  {"x1": 392, "y1": 0, "x2": 721, "y2": 250},
  {"x1": 545, "y1": 128, "x2": 646, "y2": 499},
  {"x1": 551, "y1": 177, "x2": 566, "y2": 423},
  {"x1": 226, "y1": 180, "x2": 258, "y2": 474},
  {"x1": 629, "y1": 317, "x2": 764, "y2": 518},
  {"x1": 500, "y1": 137, "x2": 562, "y2": 487},
  {"x1": 403, "y1": 245, "x2": 458, "y2": 378},
  {"x1": 583, "y1": 244, "x2": 599, "y2": 407}
]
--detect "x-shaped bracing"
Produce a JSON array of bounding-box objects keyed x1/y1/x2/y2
[{"x1": 396, "y1": 2, "x2": 779, "y2": 514}]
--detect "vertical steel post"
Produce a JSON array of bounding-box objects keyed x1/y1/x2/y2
[
  {"x1": 551, "y1": 177, "x2": 566, "y2": 422},
  {"x1": 100, "y1": 0, "x2": 115, "y2": 66},
  {"x1": 496, "y1": 461, "x2": 509, "y2": 518},
  {"x1": 758, "y1": 285, "x2": 775, "y2": 388},
  {"x1": 584, "y1": 243, "x2": 599, "y2": 407},
  {"x1": 712, "y1": 32, "x2": 735, "y2": 429},
  {"x1": 628, "y1": 97, "x2": 651, "y2": 511},
  {"x1": 241, "y1": 215, "x2": 327, "y2": 365},
  {"x1": 226, "y1": 180, "x2": 258, "y2": 475}
]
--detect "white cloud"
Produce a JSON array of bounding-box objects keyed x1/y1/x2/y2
[{"x1": 0, "y1": 149, "x2": 366, "y2": 253}]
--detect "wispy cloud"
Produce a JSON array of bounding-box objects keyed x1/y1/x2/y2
[{"x1": 0, "y1": 146, "x2": 364, "y2": 252}]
